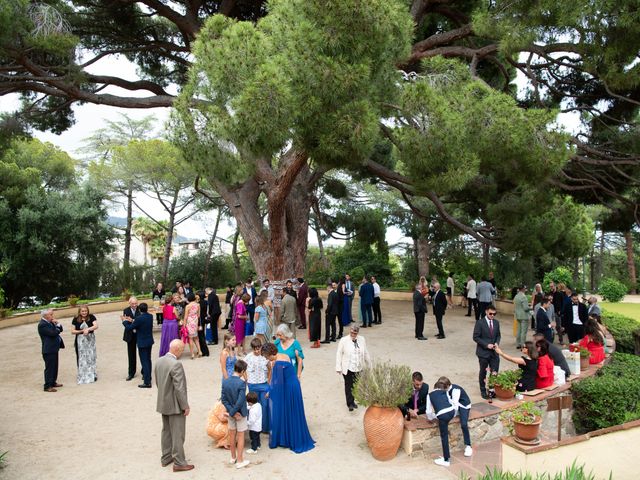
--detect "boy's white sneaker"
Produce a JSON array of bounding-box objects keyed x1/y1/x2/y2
[
  {"x1": 236, "y1": 460, "x2": 250, "y2": 469},
  {"x1": 434, "y1": 457, "x2": 450, "y2": 467},
  {"x1": 464, "y1": 446, "x2": 473, "y2": 457},
  {"x1": 246, "y1": 449, "x2": 257, "y2": 454},
  {"x1": 228, "y1": 458, "x2": 236, "y2": 464}
]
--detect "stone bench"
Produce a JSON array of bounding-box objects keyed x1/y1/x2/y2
[{"x1": 400, "y1": 361, "x2": 607, "y2": 456}]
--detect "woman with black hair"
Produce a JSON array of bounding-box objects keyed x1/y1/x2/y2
[{"x1": 307, "y1": 287, "x2": 323, "y2": 348}]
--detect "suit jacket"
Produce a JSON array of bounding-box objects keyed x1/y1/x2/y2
[
  {"x1": 221, "y1": 375, "x2": 248, "y2": 417},
  {"x1": 122, "y1": 307, "x2": 139, "y2": 343},
  {"x1": 535, "y1": 307, "x2": 551, "y2": 333},
  {"x1": 473, "y1": 316, "x2": 501, "y2": 359},
  {"x1": 359, "y1": 282, "x2": 374, "y2": 305},
  {"x1": 38, "y1": 319, "x2": 64, "y2": 354},
  {"x1": 335, "y1": 335, "x2": 371, "y2": 375},
  {"x1": 296, "y1": 283, "x2": 308, "y2": 309},
  {"x1": 403, "y1": 383, "x2": 430, "y2": 415},
  {"x1": 123, "y1": 312, "x2": 154, "y2": 348},
  {"x1": 154, "y1": 353, "x2": 189, "y2": 415},
  {"x1": 208, "y1": 291, "x2": 221, "y2": 320},
  {"x1": 561, "y1": 302, "x2": 588, "y2": 330},
  {"x1": 413, "y1": 290, "x2": 427, "y2": 313},
  {"x1": 327, "y1": 290, "x2": 339, "y2": 315},
  {"x1": 431, "y1": 289, "x2": 447, "y2": 316},
  {"x1": 280, "y1": 293, "x2": 299, "y2": 325}
]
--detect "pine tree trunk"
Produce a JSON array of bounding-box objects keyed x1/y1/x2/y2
[
  {"x1": 417, "y1": 235, "x2": 430, "y2": 278},
  {"x1": 482, "y1": 243, "x2": 490, "y2": 272},
  {"x1": 161, "y1": 192, "x2": 179, "y2": 284},
  {"x1": 231, "y1": 229, "x2": 241, "y2": 282},
  {"x1": 122, "y1": 187, "x2": 133, "y2": 289},
  {"x1": 203, "y1": 208, "x2": 222, "y2": 286},
  {"x1": 625, "y1": 230, "x2": 637, "y2": 294}
]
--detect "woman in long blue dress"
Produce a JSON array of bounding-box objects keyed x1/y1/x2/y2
[{"x1": 262, "y1": 342, "x2": 315, "y2": 454}]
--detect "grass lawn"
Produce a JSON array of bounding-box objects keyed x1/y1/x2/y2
[{"x1": 601, "y1": 302, "x2": 640, "y2": 321}]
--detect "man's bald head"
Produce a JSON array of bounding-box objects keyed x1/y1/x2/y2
[{"x1": 169, "y1": 339, "x2": 185, "y2": 357}]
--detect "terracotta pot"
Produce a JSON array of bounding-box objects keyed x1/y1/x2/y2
[
  {"x1": 363, "y1": 405, "x2": 404, "y2": 461},
  {"x1": 494, "y1": 385, "x2": 516, "y2": 400},
  {"x1": 514, "y1": 418, "x2": 541, "y2": 441},
  {"x1": 580, "y1": 355, "x2": 590, "y2": 370}
]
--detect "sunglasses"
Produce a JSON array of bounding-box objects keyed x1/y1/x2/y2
[{"x1": 486, "y1": 312, "x2": 496, "y2": 316}]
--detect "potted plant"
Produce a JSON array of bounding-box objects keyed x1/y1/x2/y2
[
  {"x1": 500, "y1": 401, "x2": 543, "y2": 442},
  {"x1": 570, "y1": 344, "x2": 591, "y2": 370},
  {"x1": 488, "y1": 369, "x2": 521, "y2": 400},
  {"x1": 353, "y1": 361, "x2": 412, "y2": 461}
]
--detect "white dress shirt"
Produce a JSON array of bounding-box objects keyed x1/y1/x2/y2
[
  {"x1": 247, "y1": 403, "x2": 262, "y2": 432},
  {"x1": 372, "y1": 282, "x2": 380, "y2": 298}
]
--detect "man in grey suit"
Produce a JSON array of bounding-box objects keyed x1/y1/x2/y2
[
  {"x1": 154, "y1": 339, "x2": 194, "y2": 472},
  {"x1": 279, "y1": 290, "x2": 299, "y2": 338}
]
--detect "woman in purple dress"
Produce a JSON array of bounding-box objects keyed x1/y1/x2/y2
[
  {"x1": 234, "y1": 294, "x2": 250, "y2": 355},
  {"x1": 159, "y1": 294, "x2": 180, "y2": 356}
]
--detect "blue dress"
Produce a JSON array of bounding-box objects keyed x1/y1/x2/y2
[
  {"x1": 225, "y1": 353, "x2": 237, "y2": 378},
  {"x1": 269, "y1": 360, "x2": 315, "y2": 453}
]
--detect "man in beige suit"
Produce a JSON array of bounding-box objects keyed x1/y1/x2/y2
[
  {"x1": 154, "y1": 339, "x2": 194, "y2": 472},
  {"x1": 279, "y1": 290, "x2": 299, "y2": 338}
]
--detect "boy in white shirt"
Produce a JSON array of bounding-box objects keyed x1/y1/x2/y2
[{"x1": 246, "y1": 391, "x2": 262, "y2": 454}]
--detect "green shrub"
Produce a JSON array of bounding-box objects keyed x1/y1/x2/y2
[
  {"x1": 353, "y1": 360, "x2": 412, "y2": 408},
  {"x1": 469, "y1": 461, "x2": 606, "y2": 479},
  {"x1": 542, "y1": 266, "x2": 573, "y2": 292},
  {"x1": 571, "y1": 353, "x2": 640, "y2": 433},
  {"x1": 599, "y1": 277, "x2": 628, "y2": 302},
  {"x1": 601, "y1": 311, "x2": 640, "y2": 354}
]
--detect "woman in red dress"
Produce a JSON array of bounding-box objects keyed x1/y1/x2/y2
[
  {"x1": 535, "y1": 340, "x2": 555, "y2": 389},
  {"x1": 579, "y1": 317, "x2": 605, "y2": 364}
]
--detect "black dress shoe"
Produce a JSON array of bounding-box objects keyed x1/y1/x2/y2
[
  {"x1": 361, "y1": 324, "x2": 367, "y2": 328},
  {"x1": 320, "y1": 340, "x2": 331, "y2": 344},
  {"x1": 126, "y1": 375, "x2": 135, "y2": 381},
  {"x1": 481, "y1": 393, "x2": 489, "y2": 400},
  {"x1": 464, "y1": 314, "x2": 471, "y2": 317},
  {"x1": 416, "y1": 336, "x2": 428, "y2": 340},
  {"x1": 348, "y1": 405, "x2": 354, "y2": 412},
  {"x1": 138, "y1": 383, "x2": 152, "y2": 388},
  {"x1": 330, "y1": 338, "x2": 336, "y2": 342},
  {"x1": 437, "y1": 335, "x2": 446, "y2": 339},
  {"x1": 352, "y1": 403, "x2": 358, "y2": 409}
]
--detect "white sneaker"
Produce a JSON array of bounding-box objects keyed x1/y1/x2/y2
[
  {"x1": 228, "y1": 458, "x2": 236, "y2": 464},
  {"x1": 236, "y1": 460, "x2": 250, "y2": 469},
  {"x1": 434, "y1": 457, "x2": 450, "y2": 467},
  {"x1": 245, "y1": 449, "x2": 257, "y2": 454},
  {"x1": 464, "y1": 446, "x2": 473, "y2": 457}
]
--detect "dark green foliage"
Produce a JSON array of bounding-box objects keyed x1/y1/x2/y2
[
  {"x1": 571, "y1": 353, "x2": 640, "y2": 433},
  {"x1": 330, "y1": 242, "x2": 392, "y2": 286},
  {"x1": 543, "y1": 267, "x2": 573, "y2": 292},
  {"x1": 601, "y1": 312, "x2": 640, "y2": 354},
  {"x1": 469, "y1": 461, "x2": 606, "y2": 479},
  {"x1": 165, "y1": 251, "x2": 253, "y2": 291},
  {"x1": 599, "y1": 278, "x2": 628, "y2": 303}
]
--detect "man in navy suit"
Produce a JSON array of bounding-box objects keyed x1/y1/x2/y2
[
  {"x1": 122, "y1": 296, "x2": 139, "y2": 381},
  {"x1": 472, "y1": 305, "x2": 501, "y2": 399},
  {"x1": 123, "y1": 302, "x2": 155, "y2": 388},
  {"x1": 38, "y1": 308, "x2": 65, "y2": 392},
  {"x1": 359, "y1": 276, "x2": 374, "y2": 328},
  {"x1": 431, "y1": 282, "x2": 448, "y2": 339},
  {"x1": 400, "y1": 371, "x2": 429, "y2": 418}
]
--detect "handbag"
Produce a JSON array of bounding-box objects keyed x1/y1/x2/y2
[{"x1": 245, "y1": 320, "x2": 254, "y2": 336}]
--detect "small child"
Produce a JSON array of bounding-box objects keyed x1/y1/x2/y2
[
  {"x1": 221, "y1": 359, "x2": 249, "y2": 469},
  {"x1": 426, "y1": 376, "x2": 473, "y2": 467},
  {"x1": 246, "y1": 391, "x2": 263, "y2": 454}
]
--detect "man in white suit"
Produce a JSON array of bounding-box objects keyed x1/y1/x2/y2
[
  {"x1": 154, "y1": 339, "x2": 194, "y2": 472},
  {"x1": 335, "y1": 325, "x2": 371, "y2": 411}
]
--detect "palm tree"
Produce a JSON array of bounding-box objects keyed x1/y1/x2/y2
[{"x1": 132, "y1": 217, "x2": 164, "y2": 264}]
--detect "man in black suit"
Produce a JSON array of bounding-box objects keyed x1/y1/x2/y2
[
  {"x1": 122, "y1": 296, "x2": 139, "y2": 381},
  {"x1": 473, "y1": 305, "x2": 501, "y2": 399},
  {"x1": 431, "y1": 282, "x2": 448, "y2": 339},
  {"x1": 207, "y1": 288, "x2": 221, "y2": 345},
  {"x1": 400, "y1": 371, "x2": 429, "y2": 418},
  {"x1": 123, "y1": 302, "x2": 155, "y2": 388},
  {"x1": 413, "y1": 284, "x2": 428, "y2": 340},
  {"x1": 562, "y1": 292, "x2": 588, "y2": 343},
  {"x1": 322, "y1": 281, "x2": 339, "y2": 344},
  {"x1": 38, "y1": 308, "x2": 64, "y2": 392}
]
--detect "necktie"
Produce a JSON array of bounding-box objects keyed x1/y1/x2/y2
[
  {"x1": 413, "y1": 390, "x2": 418, "y2": 410},
  {"x1": 353, "y1": 339, "x2": 358, "y2": 348},
  {"x1": 489, "y1": 320, "x2": 494, "y2": 337}
]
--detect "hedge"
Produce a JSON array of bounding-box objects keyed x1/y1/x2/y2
[
  {"x1": 601, "y1": 311, "x2": 640, "y2": 354},
  {"x1": 571, "y1": 353, "x2": 640, "y2": 433}
]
